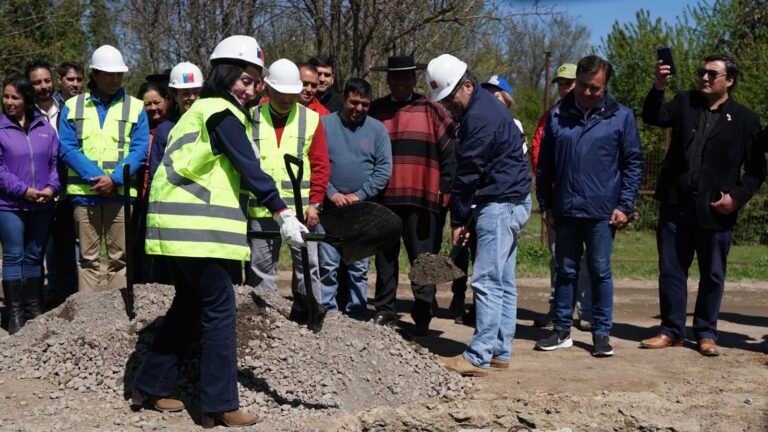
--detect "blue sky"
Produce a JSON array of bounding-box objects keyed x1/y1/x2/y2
[{"x1": 527, "y1": 0, "x2": 712, "y2": 49}]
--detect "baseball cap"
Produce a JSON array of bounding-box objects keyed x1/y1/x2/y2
[
  {"x1": 481, "y1": 75, "x2": 512, "y2": 94},
  {"x1": 551, "y1": 63, "x2": 577, "y2": 83}
]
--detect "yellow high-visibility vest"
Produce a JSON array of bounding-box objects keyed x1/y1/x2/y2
[
  {"x1": 145, "y1": 98, "x2": 253, "y2": 261},
  {"x1": 64, "y1": 91, "x2": 144, "y2": 196},
  {"x1": 247, "y1": 103, "x2": 318, "y2": 218}
]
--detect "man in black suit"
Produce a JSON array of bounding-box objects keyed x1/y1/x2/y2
[{"x1": 641, "y1": 55, "x2": 766, "y2": 356}]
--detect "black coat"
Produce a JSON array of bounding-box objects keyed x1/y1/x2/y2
[{"x1": 642, "y1": 88, "x2": 766, "y2": 230}]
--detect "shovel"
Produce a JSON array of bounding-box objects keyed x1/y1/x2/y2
[
  {"x1": 248, "y1": 200, "x2": 401, "y2": 265},
  {"x1": 408, "y1": 215, "x2": 475, "y2": 286},
  {"x1": 121, "y1": 164, "x2": 136, "y2": 320}
]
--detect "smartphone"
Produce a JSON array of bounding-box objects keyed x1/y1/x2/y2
[{"x1": 657, "y1": 47, "x2": 676, "y2": 75}]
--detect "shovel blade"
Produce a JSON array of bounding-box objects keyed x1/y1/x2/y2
[
  {"x1": 408, "y1": 252, "x2": 466, "y2": 285},
  {"x1": 320, "y1": 201, "x2": 401, "y2": 264}
]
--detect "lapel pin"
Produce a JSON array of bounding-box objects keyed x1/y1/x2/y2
[{"x1": 726, "y1": 113, "x2": 732, "y2": 121}]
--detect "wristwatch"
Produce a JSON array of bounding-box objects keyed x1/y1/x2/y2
[{"x1": 310, "y1": 203, "x2": 322, "y2": 211}]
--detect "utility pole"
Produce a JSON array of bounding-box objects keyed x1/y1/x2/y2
[{"x1": 541, "y1": 51, "x2": 552, "y2": 248}]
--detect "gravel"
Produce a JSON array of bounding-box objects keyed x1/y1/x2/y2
[{"x1": 0, "y1": 283, "x2": 472, "y2": 427}]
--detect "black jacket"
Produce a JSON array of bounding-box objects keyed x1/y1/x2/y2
[{"x1": 642, "y1": 88, "x2": 765, "y2": 229}]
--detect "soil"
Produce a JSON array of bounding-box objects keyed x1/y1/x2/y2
[{"x1": 0, "y1": 274, "x2": 766, "y2": 431}]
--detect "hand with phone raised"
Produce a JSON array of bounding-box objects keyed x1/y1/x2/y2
[{"x1": 655, "y1": 47, "x2": 675, "y2": 90}]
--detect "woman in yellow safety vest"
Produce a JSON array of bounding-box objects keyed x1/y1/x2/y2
[{"x1": 129, "y1": 35, "x2": 307, "y2": 429}]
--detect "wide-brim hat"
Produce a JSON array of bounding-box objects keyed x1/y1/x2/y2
[{"x1": 371, "y1": 55, "x2": 427, "y2": 72}]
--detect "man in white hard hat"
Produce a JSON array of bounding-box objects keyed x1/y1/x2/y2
[
  {"x1": 58, "y1": 44, "x2": 149, "y2": 293},
  {"x1": 246, "y1": 58, "x2": 330, "y2": 322},
  {"x1": 427, "y1": 54, "x2": 531, "y2": 377},
  {"x1": 368, "y1": 55, "x2": 457, "y2": 334}
]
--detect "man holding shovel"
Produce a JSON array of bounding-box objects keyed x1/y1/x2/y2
[{"x1": 427, "y1": 54, "x2": 531, "y2": 377}]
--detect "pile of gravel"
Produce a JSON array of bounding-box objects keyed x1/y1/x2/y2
[{"x1": 0, "y1": 283, "x2": 472, "y2": 426}]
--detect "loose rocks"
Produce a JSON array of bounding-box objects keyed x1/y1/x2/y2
[{"x1": 0, "y1": 283, "x2": 472, "y2": 426}]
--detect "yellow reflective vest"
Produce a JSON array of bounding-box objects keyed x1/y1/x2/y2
[
  {"x1": 247, "y1": 103, "x2": 319, "y2": 218},
  {"x1": 145, "y1": 98, "x2": 252, "y2": 261},
  {"x1": 64, "y1": 91, "x2": 144, "y2": 197}
]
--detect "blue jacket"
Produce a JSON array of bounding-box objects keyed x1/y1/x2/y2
[
  {"x1": 536, "y1": 91, "x2": 643, "y2": 219},
  {"x1": 58, "y1": 87, "x2": 149, "y2": 206},
  {"x1": 449, "y1": 86, "x2": 531, "y2": 227}
]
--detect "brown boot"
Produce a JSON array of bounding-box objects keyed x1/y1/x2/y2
[
  {"x1": 490, "y1": 357, "x2": 509, "y2": 369},
  {"x1": 640, "y1": 334, "x2": 683, "y2": 349},
  {"x1": 439, "y1": 354, "x2": 488, "y2": 377},
  {"x1": 202, "y1": 409, "x2": 261, "y2": 428},
  {"x1": 131, "y1": 387, "x2": 184, "y2": 412}
]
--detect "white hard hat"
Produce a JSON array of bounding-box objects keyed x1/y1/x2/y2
[
  {"x1": 89, "y1": 45, "x2": 129, "y2": 73},
  {"x1": 169, "y1": 62, "x2": 204, "y2": 89},
  {"x1": 209, "y1": 35, "x2": 265, "y2": 69},
  {"x1": 263, "y1": 59, "x2": 302, "y2": 94},
  {"x1": 426, "y1": 54, "x2": 467, "y2": 101}
]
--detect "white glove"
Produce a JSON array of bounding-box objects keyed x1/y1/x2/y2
[{"x1": 273, "y1": 209, "x2": 309, "y2": 247}]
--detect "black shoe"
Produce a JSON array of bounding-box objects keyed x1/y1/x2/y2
[
  {"x1": 373, "y1": 312, "x2": 397, "y2": 326},
  {"x1": 592, "y1": 335, "x2": 613, "y2": 357},
  {"x1": 533, "y1": 311, "x2": 554, "y2": 328},
  {"x1": 535, "y1": 331, "x2": 573, "y2": 351}
]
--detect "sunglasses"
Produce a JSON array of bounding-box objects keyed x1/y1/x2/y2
[{"x1": 696, "y1": 68, "x2": 726, "y2": 80}]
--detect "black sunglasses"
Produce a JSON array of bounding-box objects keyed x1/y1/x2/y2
[{"x1": 696, "y1": 68, "x2": 726, "y2": 80}]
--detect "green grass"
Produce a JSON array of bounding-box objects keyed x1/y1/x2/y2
[{"x1": 276, "y1": 208, "x2": 768, "y2": 281}]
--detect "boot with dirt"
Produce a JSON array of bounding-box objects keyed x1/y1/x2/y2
[
  {"x1": 202, "y1": 409, "x2": 260, "y2": 428},
  {"x1": 23, "y1": 276, "x2": 44, "y2": 320},
  {"x1": 3, "y1": 279, "x2": 25, "y2": 334}
]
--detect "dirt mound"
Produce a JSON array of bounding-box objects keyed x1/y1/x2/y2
[{"x1": 0, "y1": 283, "x2": 472, "y2": 429}]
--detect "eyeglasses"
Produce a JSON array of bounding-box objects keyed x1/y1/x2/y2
[
  {"x1": 696, "y1": 68, "x2": 726, "y2": 80},
  {"x1": 442, "y1": 82, "x2": 463, "y2": 103}
]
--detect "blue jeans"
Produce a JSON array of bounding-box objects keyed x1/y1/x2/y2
[
  {"x1": 464, "y1": 196, "x2": 531, "y2": 368},
  {"x1": 553, "y1": 217, "x2": 615, "y2": 336},
  {"x1": 316, "y1": 223, "x2": 371, "y2": 320},
  {"x1": 133, "y1": 257, "x2": 239, "y2": 413},
  {"x1": 0, "y1": 210, "x2": 53, "y2": 280},
  {"x1": 546, "y1": 217, "x2": 592, "y2": 321}
]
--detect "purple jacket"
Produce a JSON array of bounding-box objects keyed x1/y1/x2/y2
[{"x1": 0, "y1": 111, "x2": 60, "y2": 211}]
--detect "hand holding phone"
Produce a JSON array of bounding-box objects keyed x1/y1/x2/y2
[{"x1": 657, "y1": 47, "x2": 676, "y2": 75}]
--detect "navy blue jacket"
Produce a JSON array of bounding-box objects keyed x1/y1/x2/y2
[
  {"x1": 449, "y1": 86, "x2": 531, "y2": 227},
  {"x1": 536, "y1": 91, "x2": 643, "y2": 219}
]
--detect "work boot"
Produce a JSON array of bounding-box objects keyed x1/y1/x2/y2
[
  {"x1": 3, "y1": 279, "x2": 25, "y2": 334},
  {"x1": 202, "y1": 409, "x2": 261, "y2": 428},
  {"x1": 23, "y1": 276, "x2": 44, "y2": 320}
]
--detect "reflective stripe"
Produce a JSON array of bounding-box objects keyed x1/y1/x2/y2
[
  {"x1": 148, "y1": 201, "x2": 245, "y2": 221},
  {"x1": 248, "y1": 197, "x2": 307, "y2": 207},
  {"x1": 250, "y1": 108, "x2": 261, "y2": 157},
  {"x1": 68, "y1": 176, "x2": 89, "y2": 185},
  {"x1": 74, "y1": 93, "x2": 85, "y2": 140},
  {"x1": 102, "y1": 161, "x2": 119, "y2": 170},
  {"x1": 117, "y1": 95, "x2": 131, "y2": 161},
  {"x1": 163, "y1": 131, "x2": 211, "y2": 203},
  {"x1": 146, "y1": 226, "x2": 246, "y2": 246},
  {"x1": 280, "y1": 180, "x2": 310, "y2": 189},
  {"x1": 296, "y1": 105, "x2": 307, "y2": 155}
]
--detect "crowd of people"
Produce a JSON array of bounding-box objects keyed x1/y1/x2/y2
[{"x1": 0, "y1": 33, "x2": 765, "y2": 427}]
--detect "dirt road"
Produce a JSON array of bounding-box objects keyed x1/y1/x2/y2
[{"x1": 0, "y1": 275, "x2": 766, "y2": 431}]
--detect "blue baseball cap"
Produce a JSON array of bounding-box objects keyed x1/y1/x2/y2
[{"x1": 481, "y1": 75, "x2": 512, "y2": 94}]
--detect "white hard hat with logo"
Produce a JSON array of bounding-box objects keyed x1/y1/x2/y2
[
  {"x1": 90, "y1": 45, "x2": 129, "y2": 73},
  {"x1": 169, "y1": 62, "x2": 204, "y2": 89},
  {"x1": 426, "y1": 54, "x2": 467, "y2": 102},
  {"x1": 209, "y1": 35, "x2": 265, "y2": 69},
  {"x1": 263, "y1": 59, "x2": 302, "y2": 94}
]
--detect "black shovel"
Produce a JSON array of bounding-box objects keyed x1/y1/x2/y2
[
  {"x1": 248, "y1": 200, "x2": 401, "y2": 264},
  {"x1": 121, "y1": 164, "x2": 136, "y2": 320},
  {"x1": 283, "y1": 154, "x2": 327, "y2": 332},
  {"x1": 408, "y1": 214, "x2": 475, "y2": 286}
]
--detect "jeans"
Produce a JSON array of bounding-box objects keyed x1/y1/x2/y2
[
  {"x1": 317, "y1": 223, "x2": 371, "y2": 320},
  {"x1": 656, "y1": 202, "x2": 731, "y2": 341},
  {"x1": 133, "y1": 257, "x2": 239, "y2": 413},
  {"x1": 553, "y1": 217, "x2": 615, "y2": 336},
  {"x1": 545, "y1": 217, "x2": 592, "y2": 322},
  {"x1": 0, "y1": 210, "x2": 53, "y2": 280},
  {"x1": 463, "y1": 195, "x2": 531, "y2": 368}
]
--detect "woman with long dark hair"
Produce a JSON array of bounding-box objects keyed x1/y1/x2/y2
[
  {"x1": 129, "y1": 36, "x2": 307, "y2": 428},
  {"x1": 0, "y1": 76, "x2": 59, "y2": 334}
]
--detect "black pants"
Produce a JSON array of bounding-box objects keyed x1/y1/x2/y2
[{"x1": 374, "y1": 206, "x2": 439, "y2": 324}]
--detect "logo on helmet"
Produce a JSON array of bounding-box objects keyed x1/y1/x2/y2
[
  {"x1": 430, "y1": 80, "x2": 438, "y2": 89},
  {"x1": 182, "y1": 73, "x2": 195, "y2": 84}
]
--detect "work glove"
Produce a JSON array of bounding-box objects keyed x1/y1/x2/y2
[{"x1": 273, "y1": 209, "x2": 309, "y2": 247}]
